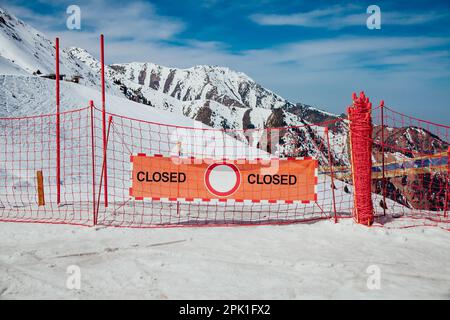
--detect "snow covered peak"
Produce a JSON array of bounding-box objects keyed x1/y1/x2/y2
[
  {"x1": 0, "y1": 7, "x2": 98, "y2": 89},
  {"x1": 107, "y1": 61, "x2": 290, "y2": 111},
  {"x1": 66, "y1": 47, "x2": 100, "y2": 72},
  {"x1": 0, "y1": 7, "x2": 56, "y2": 75}
]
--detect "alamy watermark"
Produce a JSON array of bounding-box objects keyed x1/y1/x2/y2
[
  {"x1": 169, "y1": 122, "x2": 282, "y2": 174},
  {"x1": 366, "y1": 265, "x2": 381, "y2": 290},
  {"x1": 367, "y1": 5, "x2": 382, "y2": 30},
  {"x1": 66, "y1": 265, "x2": 81, "y2": 290},
  {"x1": 66, "y1": 5, "x2": 81, "y2": 30}
]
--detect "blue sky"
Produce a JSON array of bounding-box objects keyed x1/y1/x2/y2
[{"x1": 2, "y1": 0, "x2": 450, "y2": 123}]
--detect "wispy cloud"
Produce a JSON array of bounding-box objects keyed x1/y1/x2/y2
[
  {"x1": 4, "y1": 0, "x2": 184, "y2": 42},
  {"x1": 249, "y1": 5, "x2": 448, "y2": 29},
  {"x1": 243, "y1": 36, "x2": 450, "y2": 67},
  {"x1": 2, "y1": 3, "x2": 62, "y2": 27}
]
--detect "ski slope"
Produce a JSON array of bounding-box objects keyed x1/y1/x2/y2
[{"x1": 0, "y1": 74, "x2": 203, "y2": 126}]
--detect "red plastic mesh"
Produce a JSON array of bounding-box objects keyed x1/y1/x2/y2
[
  {"x1": 0, "y1": 105, "x2": 354, "y2": 228},
  {"x1": 96, "y1": 108, "x2": 352, "y2": 227},
  {"x1": 0, "y1": 100, "x2": 447, "y2": 230},
  {"x1": 347, "y1": 92, "x2": 375, "y2": 226},
  {"x1": 372, "y1": 104, "x2": 449, "y2": 229},
  {"x1": 0, "y1": 107, "x2": 94, "y2": 226}
]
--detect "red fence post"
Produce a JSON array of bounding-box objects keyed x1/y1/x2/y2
[
  {"x1": 325, "y1": 127, "x2": 338, "y2": 223},
  {"x1": 95, "y1": 115, "x2": 113, "y2": 222},
  {"x1": 445, "y1": 147, "x2": 449, "y2": 218},
  {"x1": 90, "y1": 100, "x2": 97, "y2": 225},
  {"x1": 55, "y1": 37, "x2": 61, "y2": 205},
  {"x1": 348, "y1": 92, "x2": 374, "y2": 226},
  {"x1": 380, "y1": 100, "x2": 387, "y2": 216},
  {"x1": 100, "y1": 34, "x2": 108, "y2": 207}
]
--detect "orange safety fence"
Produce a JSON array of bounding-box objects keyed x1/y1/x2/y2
[{"x1": 0, "y1": 94, "x2": 448, "y2": 230}]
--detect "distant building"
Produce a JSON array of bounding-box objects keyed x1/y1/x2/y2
[
  {"x1": 40, "y1": 74, "x2": 66, "y2": 81},
  {"x1": 70, "y1": 75, "x2": 83, "y2": 83},
  {"x1": 39, "y1": 74, "x2": 82, "y2": 83}
]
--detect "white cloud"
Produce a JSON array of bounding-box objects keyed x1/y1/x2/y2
[
  {"x1": 243, "y1": 36, "x2": 450, "y2": 66},
  {"x1": 2, "y1": 3, "x2": 62, "y2": 27},
  {"x1": 4, "y1": 0, "x2": 184, "y2": 44},
  {"x1": 249, "y1": 5, "x2": 448, "y2": 29},
  {"x1": 78, "y1": 1, "x2": 184, "y2": 41},
  {"x1": 250, "y1": 5, "x2": 359, "y2": 28}
]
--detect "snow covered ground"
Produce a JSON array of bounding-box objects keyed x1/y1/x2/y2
[{"x1": 1, "y1": 219, "x2": 449, "y2": 300}]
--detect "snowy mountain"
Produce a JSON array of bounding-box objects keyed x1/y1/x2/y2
[
  {"x1": 0, "y1": 7, "x2": 55, "y2": 75},
  {"x1": 0, "y1": 7, "x2": 117, "y2": 91},
  {"x1": 107, "y1": 62, "x2": 290, "y2": 113},
  {"x1": 67, "y1": 49, "x2": 326, "y2": 132},
  {"x1": 67, "y1": 53, "x2": 352, "y2": 166}
]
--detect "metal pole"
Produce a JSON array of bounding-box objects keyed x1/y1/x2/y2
[
  {"x1": 100, "y1": 34, "x2": 108, "y2": 207},
  {"x1": 380, "y1": 100, "x2": 387, "y2": 216},
  {"x1": 96, "y1": 115, "x2": 113, "y2": 221},
  {"x1": 55, "y1": 37, "x2": 61, "y2": 205},
  {"x1": 444, "y1": 147, "x2": 449, "y2": 218},
  {"x1": 90, "y1": 101, "x2": 97, "y2": 225},
  {"x1": 325, "y1": 127, "x2": 338, "y2": 223},
  {"x1": 176, "y1": 142, "x2": 181, "y2": 217}
]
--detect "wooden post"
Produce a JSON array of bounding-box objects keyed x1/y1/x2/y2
[{"x1": 37, "y1": 171, "x2": 45, "y2": 206}]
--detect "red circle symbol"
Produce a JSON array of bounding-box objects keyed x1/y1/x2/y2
[{"x1": 205, "y1": 163, "x2": 241, "y2": 197}]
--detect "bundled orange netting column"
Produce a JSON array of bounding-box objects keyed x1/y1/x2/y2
[{"x1": 348, "y1": 92, "x2": 374, "y2": 226}]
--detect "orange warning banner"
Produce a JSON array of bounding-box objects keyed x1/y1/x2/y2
[{"x1": 130, "y1": 154, "x2": 318, "y2": 203}]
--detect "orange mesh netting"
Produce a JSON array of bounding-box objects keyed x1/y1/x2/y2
[{"x1": 348, "y1": 92, "x2": 374, "y2": 226}]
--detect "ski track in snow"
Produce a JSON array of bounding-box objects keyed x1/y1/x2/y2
[{"x1": 0, "y1": 220, "x2": 449, "y2": 299}]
